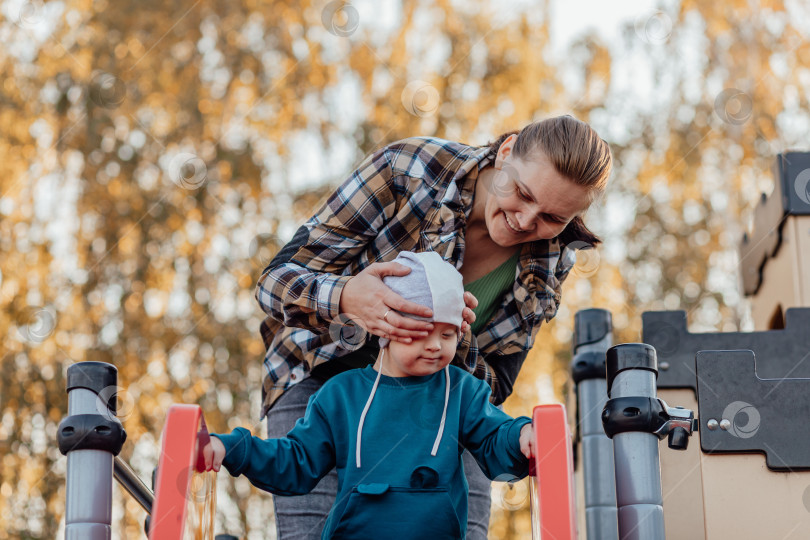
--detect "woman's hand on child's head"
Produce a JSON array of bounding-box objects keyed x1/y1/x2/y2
[
  {"x1": 202, "y1": 436, "x2": 226, "y2": 472},
  {"x1": 519, "y1": 423, "x2": 535, "y2": 460},
  {"x1": 339, "y1": 262, "x2": 435, "y2": 343},
  {"x1": 460, "y1": 292, "x2": 478, "y2": 335}
]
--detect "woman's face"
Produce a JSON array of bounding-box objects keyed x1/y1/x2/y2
[{"x1": 484, "y1": 139, "x2": 593, "y2": 246}]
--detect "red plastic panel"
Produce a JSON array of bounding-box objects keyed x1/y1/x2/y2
[
  {"x1": 530, "y1": 404, "x2": 577, "y2": 540},
  {"x1": 149, "y1": 404, "x2": 210, "y2": 539}
]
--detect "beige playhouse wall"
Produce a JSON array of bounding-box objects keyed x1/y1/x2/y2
[
  {"x1": 658, "y1": 389, "x2": 705, "y2": 540},
  {"x1": 699, "y1": 453, "x2": 810, "y2": 539},
  {"x1": 660, "y1": 388, "x2": 810, "y2": 539},
  {"x1": 750, "y1": 216, "x2": 810, "y2": 330}
]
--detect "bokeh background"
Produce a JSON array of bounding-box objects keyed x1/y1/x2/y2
[{"x1": 2, "y1": 0, "x2": 809, "y2": 537}]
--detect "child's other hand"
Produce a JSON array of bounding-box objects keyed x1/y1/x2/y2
[
  {"x1": 202, "y1": 436, "x2": 226, "y2": 472},
  {"x1": 519, "y1": 423, "x2": 535, "y2": 459}
]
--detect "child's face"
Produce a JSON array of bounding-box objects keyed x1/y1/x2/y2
[{"x1": 383, "y1": 322, "x2": 458, "y2": 377}]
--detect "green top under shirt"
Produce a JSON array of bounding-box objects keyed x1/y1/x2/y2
[{"x1": 465, "y1": 251, "x2": 521, "y2": 335}]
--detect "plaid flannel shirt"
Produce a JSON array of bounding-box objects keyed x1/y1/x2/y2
[{"x1": 256, "y1": 137, "x2": 577, "y2": 418}]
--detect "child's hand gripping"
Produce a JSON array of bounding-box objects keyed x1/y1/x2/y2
[
  {"x1": 519, "y1": 423, "x2": 535, "y2": 459},
  {"x1": 201, "y1": 436, "x2": 227, "y2": 472}
]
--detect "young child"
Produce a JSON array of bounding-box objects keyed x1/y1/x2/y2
[{"x1": 203, "y1": 251, "x2": 535, "y2": 539}]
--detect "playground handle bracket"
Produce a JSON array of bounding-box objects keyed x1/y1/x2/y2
[
  {"x1": 57, "y1": 413, "x2": 127, "y2": 456},
  {"x1": 602, "y1": 396, "x2": 696, "y2": 450}
]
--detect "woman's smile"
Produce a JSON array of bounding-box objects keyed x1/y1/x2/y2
[{"x1": 503, "y1": 212, "x2": 527, "y2": 234}]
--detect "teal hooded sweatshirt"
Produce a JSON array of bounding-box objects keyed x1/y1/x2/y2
[{"x1": 213, "y1": 364, "x2": 531, "y2": 539}]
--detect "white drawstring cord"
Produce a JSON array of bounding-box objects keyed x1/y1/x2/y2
[
  {"x1": 430, "y1": 365, "x2": 450, "y2": 456},
  {"x1": 356, "y1": 348, "x2": 384, "y2": 468}
]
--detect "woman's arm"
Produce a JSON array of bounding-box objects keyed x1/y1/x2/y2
[
  {"x1": 255, "y1": 146, "x2": 394, "y2": 330},
  {"x1": 256, "y1": 146, "x2": 442, "y2": 341}
]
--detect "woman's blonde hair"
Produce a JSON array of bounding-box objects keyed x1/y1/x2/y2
[{"x1": 485, "y1": 115, "x2": 612, "y2": 245}]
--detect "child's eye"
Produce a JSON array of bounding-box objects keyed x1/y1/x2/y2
[{"x1": 442, "y1": 333, "x2": 455, "y2": 338}]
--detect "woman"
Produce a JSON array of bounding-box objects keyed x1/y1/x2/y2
[{"x1": 256, "y1": 115, "x2": 612, "y2": 539}]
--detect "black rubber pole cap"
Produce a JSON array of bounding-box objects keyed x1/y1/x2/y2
[
  {"x1": 606, "y1": 343, "x2": 658, "y2": 396},
  {"x1": 573, "y1": 309, "x2": 612, "y2": 350},
  {"x1": 66, "y1": 361, "x2": 118, "y2": 396},
  {"x1": 571, "y1": 351, "x2": 607, "y2": 383}
]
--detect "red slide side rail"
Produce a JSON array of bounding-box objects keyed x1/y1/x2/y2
[
  {"x1": 149, "y1": 404, "x2": 210, "y2": 539},
  {"x1": 530, "y1": 404, "x2": 577, "y2": 540}
]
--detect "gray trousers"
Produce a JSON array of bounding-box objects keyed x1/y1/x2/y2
[{"x1": 265, "y1": 376, "x2": 492, "y2": 540}]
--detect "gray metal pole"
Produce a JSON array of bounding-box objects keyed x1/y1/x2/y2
[
  {"x1": 571, "y1": 309, "x2": 618, "y2": 540},
  {"x1": 58, "y1": 362, "x2": 126, "y2": 540},
  {"x1": 113, "y1": 456, "x2": 153, "y2": 514},
  {"x1": 604, "y1": 344, "x2": 665, "y2": 540}
]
